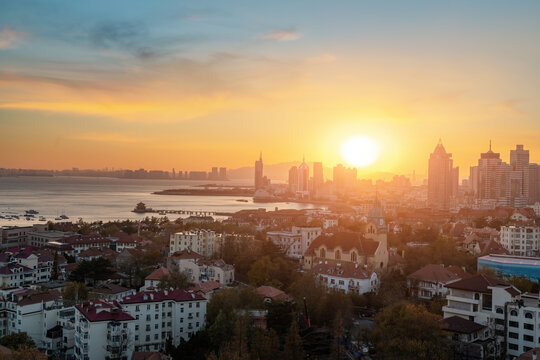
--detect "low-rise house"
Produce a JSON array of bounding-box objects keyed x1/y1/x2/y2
[
  {"x1": 310, "y1": 261, "x2": 378, "y2": 294},
  {"x1": 256, "y1": 286, "x2": 293, "y2": 303},
  {"x1": 143, "y1": 267, "x2": 170, "y2": 291},
  {"x1": 407, "y1": 264, "x2": 470, "y2": 300},
  {"x1": 442, "y1": 316, "x2": 493, "y2": 359},
  {"x1": 190, "y1": 281, "x2": 223, "y2": 299},
  {"x1": 63, "y1": 234, "x2": 111, "y2": 254},
  {"x1": 77, "y1": 247, "x2": 117, "y2": 262}
]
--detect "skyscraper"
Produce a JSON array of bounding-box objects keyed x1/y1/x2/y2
[
  {"x1": 510, "y1": 145, "x2": 529, "y2": 207},
  {"x1": 297, "y1": 157, "x2": 309, "y2": 196},
  {"x1": 288, "y1": 166, "x2": 298, "y2": 193},
  {"x1": 313, "y1": 162, "x2": 324, "y2": 194},
  {"x1": 427, "y1": 140, "x2": 458, "y2": 209},
  {"x1": 254, "y1": 152, "x2": 263, "y2": 189}
]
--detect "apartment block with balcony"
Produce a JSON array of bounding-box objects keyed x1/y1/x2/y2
[
  {"x1": 500, "y1": 225, "x2": 540, "y2": 257},
  {"x1": 169, "y1": 230, "x2": 216, "y2": 257}
]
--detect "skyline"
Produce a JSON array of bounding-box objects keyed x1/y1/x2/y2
[{"x1": 1, "y1": 1, "x2": 540, "y2": 175}]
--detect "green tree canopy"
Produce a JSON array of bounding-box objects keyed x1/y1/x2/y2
[
  {"x1": 0, "y1": 332, "x2": 36, "y2": 350},
  {"x1": 370, "y1": 301, "x2": 449, "y2": 360}
]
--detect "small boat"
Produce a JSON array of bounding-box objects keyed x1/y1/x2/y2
[
  {"x1": 55, "y1": 217, "x2": 62, "y2": 221},
  {"x1": 236, "y1": 199, "x2": 249, "y2": 203},
  {"x1": 25, "y1": 209, "x2": 39, "y2": 215},
  {"x1": 39, "y1": 216, "x2": 46, "y2": 221},
  {"x1": 60, "y1": 214, "x2": 69, "y2": 219}
]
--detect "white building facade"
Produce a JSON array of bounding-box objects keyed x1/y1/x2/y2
[{"x1": 499, "y1": 225, "x2": 540, "y2": 256}]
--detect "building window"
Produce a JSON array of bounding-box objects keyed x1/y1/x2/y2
[
  {"x1": 509, "y1": 332, "x2": 518, "y2": 339},
  {"x1": 496, "y1": 307, "x2": 503, "y2": 314},
  {"x1": 524, "y1": 334, "x2": 534, "y2": 342},
  {"x1": 320, "y1": 248, "x2": 326, "y2": 258},
  {"x1": 509, "y1": 343, "x2": 518, "y2": 350},
  {"x1": 510, "y1": 310, "x2": 518, "y2": 316},
  {"x1": 525, "y1": 312, "x2": 534, "y2": 319},
  {"x1": 351, "y1": 252, "x2": 357, "y2": 262},
  {"x1": 335, "y1": 250, "x2": 341, "y2": 260},
  {"x1": 524, "y1": 323, "x2": 534, "y2": 330},
  {"x1": 509, "y1": 321, "x2": 519, "y2": 328}
]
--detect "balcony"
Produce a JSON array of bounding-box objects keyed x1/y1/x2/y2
[
  {"x1": 446, "y1": 295, "x2": 479, "y2": 305},
  {"x1": 442, "y1": 306, "x2": 475, "y2": 317}
]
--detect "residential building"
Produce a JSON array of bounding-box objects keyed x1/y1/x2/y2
[
  {"x1": 120, "y1": 290, "x2": 207, "y2": 351},
  {"x1": 169, "y1": 230, "x2": 216, "y2": 257},
  {"x1": 74, "y1": 300, "x2": 135, "y2": 360},
  {"x1": 1, "y1": 226, "x2": 34, "y2": 247},
  {"x1": 310, "y1": 261, "x2": 378, "y2": 294},
  {"x1": 407, "y1": 264, "x2": 469, "y2": 300},
  {"x1": 499, "y1": 225, "x2": 540, "y2": 257},
  {"x1": 143, "y1": 267, "x2": 171, "y2": 291},
  {"x1": 266, "y1": 226, "x2": 322, "y2": 258},
  {"x1": 256, "y1": 286, "x2": 292, "y2": 303}
]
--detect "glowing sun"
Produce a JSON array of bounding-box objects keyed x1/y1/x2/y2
[{"x1": 341, "y1": 136, "x2": 380, "y2": 167}]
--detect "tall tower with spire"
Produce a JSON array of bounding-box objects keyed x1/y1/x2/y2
[
  {"x1": 254, "y1": 152, "x2": 264, "y2": 190},
  {"x1": 297, "y1": 156, "x2": 309, "y2": 197},
  {"x1": 428, "y1": 139, "x2": 459, "y2": 210}
]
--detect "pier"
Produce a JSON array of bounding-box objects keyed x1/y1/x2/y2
[{"x1": 132, "y1": 202, "x2": 232, "y2": 217}]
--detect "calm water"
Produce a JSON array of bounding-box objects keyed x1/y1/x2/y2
[{"x1": 0, "y1": 176, "x2": 319, "y2": 226}]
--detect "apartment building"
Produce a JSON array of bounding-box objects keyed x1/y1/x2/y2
[
  {"x1": 120, "y1": 290, "x2": 207, "y2": 351},
  {"x1": 74, "y1": 300, "x2": 135, "y2": 360},
  {"x1": 440, "y1": 273, "x2": 540, "y2": 358},
  {"x1": 266, "y1": 226, "x2": 322, "y2": 258},
  {"x1": 169, "y1": 230, "x2": 217, "y2": 257},
  {"x1": 310, "y1": 261, "x2": 378, "y2": 294},
  {"x1": 500, "y1": 225, "x2": 540, "y2": 257}
]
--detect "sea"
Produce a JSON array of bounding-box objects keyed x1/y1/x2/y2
[{"x1": 0, "y1": 176, "x2": 320, "y2": 227}]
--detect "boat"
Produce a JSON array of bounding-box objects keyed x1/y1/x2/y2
[
  {"x1": 55, "y1": 217, "x2": 62, "y2": 221},
  {"x1": 39, "y1": 216, "x2": 46, "y2": 221},
  {"x1": 236, "y1": 199, "x2": 249, "y2": 203},
  {"x1": 60, "y1": 214, "x2": 69, "y2": 219},
  {"x1": 25, "y1": 209, "x2": 39, "y2": 215}
]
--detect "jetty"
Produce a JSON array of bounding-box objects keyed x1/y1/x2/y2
[{"x1": 132, "y1": 202, "x2": 232, "y2": 217}]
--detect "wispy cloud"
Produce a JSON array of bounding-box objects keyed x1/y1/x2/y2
[
  {"x1": 69, "y1": 132, "x2": 143, "y2": 143},
  {"x1": 0, "y1": 27, "x2": 26, "y2": 49},
  {"x1": 496, "y1": 98, "x2": 527, "y2": 117},
  {"x1": 260, "y1": 29, "x2": 301, "y2": 41},
  {"x1": 305, "y1": 54, "x2": 336, "y2": 64}
]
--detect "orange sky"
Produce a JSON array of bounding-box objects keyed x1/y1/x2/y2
[{"x1": 1, "y1": 1, "x2": 539, "y2": 178}]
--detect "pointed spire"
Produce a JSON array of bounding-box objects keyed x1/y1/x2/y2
[
  {"x1": 489, "y1": 140, "x2": 492, "y2": 151},
  {"x1": 259, "y1": 151, "x2": 262, "y2": 161}
]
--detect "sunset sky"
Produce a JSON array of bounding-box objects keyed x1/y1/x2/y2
[{"x1": 1, "y1": 1, "x2": 539, "y2": 178}]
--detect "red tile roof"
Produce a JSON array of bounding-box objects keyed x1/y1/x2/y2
[
  {"x1": 256, "y1": 286, "x2": 292, "y2": 301},
  {"x1": 76, "y1": 300, "x2": 134, "y2": 322},
  {"x1": 442, "y1": 316, "x2": 485, "y2": 334},
  {"x1": 408, "y1": 264, "x2": 469, "y2": 283},
  {"x1": 121, "y1": 289, "x2": 205, "y2": 304},
  {"x1": 311, "y1": 261, "x2": 373, "y2": 280},
  {"x1": 17, "y1": 290, "x2": 62, "y2": 306},
  {"x1": 145, "y1": 267, "x2": 170, "y2": 281},
  {"x1": 169, "y1": 250, "x2": 203, "y2": 260},
  {"x1": 92, "y1": 283, "x2": 133, "y2": 295},
  {"x1": 307, "y1": 232, "x2": 378, "y2": 255},
  {"x1": 445, "y1": 273, "x2": 515, "y2": 294},
  {"x1": 190, "y1": 281, "x2": 223, "y2": 294}
]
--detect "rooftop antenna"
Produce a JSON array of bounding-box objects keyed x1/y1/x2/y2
[{"x1": 489, "y1": 139, "x2": 492, "y2": 151}]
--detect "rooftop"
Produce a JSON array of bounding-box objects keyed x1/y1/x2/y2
[{"x1": 122, "y1": 289, "x2": 205, "y2": 304}]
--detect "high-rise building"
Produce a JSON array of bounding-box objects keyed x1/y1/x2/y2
[
  {"x1": 254, "y1": 152, "x2": 264, "y2": 189},
  {"x1": 427, "y1": 140, "x2": 458, "y2": 210},
  {"x1": 333, "y1": 164, "x2": 357, "y2": 194},
  {"x1": 210, "y1": 167, "x2": 219, "y2": 180},
  {"x1": 219, "y1": 167, "x2": 227, "y2": 180},
  {"x1": 288, "y1": 166, "x2": 298, "y2": 193},
  {"x1": 313, "y1": 162, "x2": 324, "y2": 194},
  {"x1": 297, "y1": 157, "x2": 309, "y2": 196},
  {"x1": 510, "y1": 145, "x2": 529, "y2": 207}
]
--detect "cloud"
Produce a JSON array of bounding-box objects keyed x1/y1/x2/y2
[
  {"x1": 0, "y1": 27, "x2": 26, "y2": 49},
  {"x1": 496, "y1": 98, "x2": 527, "y2": 117},
  {"x1": 260, "y1": 29, "x2": 301, "y2": 41},
  {"x1": 0, "y1": 71, "x2": 118, "y2": 92},
  {"x1": 89, "y1": 21, "x2": 158, "y2": 60},
  {"x1": 305, "y1": 54, "x2": 337, "y2": 64},
  {"x1": 68, "y1": 132, "x2": 143, "y2": 143}
]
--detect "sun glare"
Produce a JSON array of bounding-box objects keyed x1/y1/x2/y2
[{"x1": 341, "y1": 136, "x2": 380, "y2": 167}]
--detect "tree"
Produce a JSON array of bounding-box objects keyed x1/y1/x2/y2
[
  {"x1": 63, "y1": 282, "x2": 89, "y2": 302},
  {"x1": 157, "y1": 271, "x2": 194, "y2": 290},
  {"x1": 283, "y1": 319, "x2": 304, "y2": 360},
  {"x1": 370, "y1": 301, "x2": 449, "y2": 360},
  {"x1": 6, "y1": 347, "x2": 47, "y2": 360},
  {"x1": 69, "y1": 257, "x2": 114, "y2": 285},
  {"x1": 0, "y1": 332, "x2": 36, "y2": 350},
  {"x1": 330, "y1": 313, "x2": 346, "y2": 360},
  {"x1": 250, "y1": 328, "x2": 281, "y2": 360}
]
